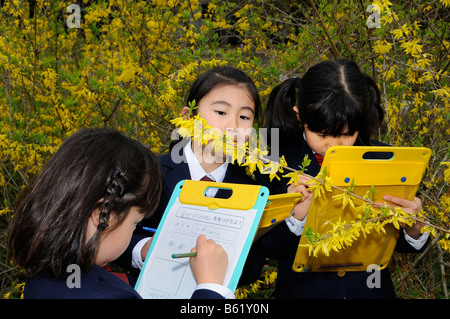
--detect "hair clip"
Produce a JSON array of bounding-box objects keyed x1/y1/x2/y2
[{"x1": 97, "y1": 223, "x2": 108, "y2": 232}]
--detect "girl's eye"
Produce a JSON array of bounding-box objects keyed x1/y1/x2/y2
[
  {"x1": 342, "y1": 132, "x2": 353, "y2": 137},
  {"x1": 240, "y1": 115, "x2": 251, "y2": 120},
  {"x1": 215, "y1": 110, "x2": 226, "y2": 116},
  {"x1": 316, "y1": 133, "x2": 326, "y2": 138}
]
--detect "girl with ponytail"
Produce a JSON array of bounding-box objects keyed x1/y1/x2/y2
[
  {"x1": 263, "y1": 59, "x2": 384, "y2": 188},
  {"x1": 242, "y1": 59, "x2": 428, "y2": 299}
]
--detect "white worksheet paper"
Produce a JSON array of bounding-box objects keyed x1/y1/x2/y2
[{"x1": 135, "y1": 198, "x2": 260, "y2": 299}]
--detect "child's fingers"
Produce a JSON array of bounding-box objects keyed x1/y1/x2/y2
[
  {"x1": 288, "y1": 184, "x2": 310, "y2": 195},
  {"x1": 383, "y1": 195, "x2": 408, "y2": 207},
  {"x1": 287, "y1": 183, "x2": 297, "y2": 193},
  {"x1": 192, "y1": 234, "x2": 207, "y2": 253},
  {"x1": 190, "y1": 235, "x2": 228, "y2": 285},
  {"x1": 382, "y1": 196, "x2": 424, "y2": 237},
  {"x1": 383, "y1": 195, "x2": 422, "y2": 213},
  {"x1": 192, "y1": 234, "x2": 226, "y2": 257},
  {"x1": 291, "y1": 185, "x2": 312, "y2": 204},
  {"x1": 196, "y1": 233, "x2": 207, "y2": 244}
]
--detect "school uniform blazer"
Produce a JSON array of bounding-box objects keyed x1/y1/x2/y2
[
  {"x1": 25, "y1": 265, "x2": 142, "y2": 299},
  {"x1": 241, "y1": 137, "x2": 429, "y2": 298},
  {"x1": 24, "y1": 265, "x2": 223, "y2": 299}
]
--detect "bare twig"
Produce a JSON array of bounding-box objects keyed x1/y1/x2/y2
[
  {"x1": 437, "y1": 242, "x2": 449, "y2": 298},
  {"x1": 306, "y1": 0, "x2": 341, "y2": 59}
]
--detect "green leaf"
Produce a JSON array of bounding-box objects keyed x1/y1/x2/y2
[
  {"x1": 188, "y1": 100, "x2": 198, "y2": 116},
  {"x1": 299, "y1": 154, "x2": 311, "y2": 173}
]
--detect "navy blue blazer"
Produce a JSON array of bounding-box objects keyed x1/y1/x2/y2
[
  {"x1": 241, "y1": 137, "x2": 429, "y2": 298},
  {"x1": 24, "y1": 265, "x2": 223, "y2": 299}
]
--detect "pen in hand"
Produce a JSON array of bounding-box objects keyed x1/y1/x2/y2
[{"x1": 172, "y1": 252, "x2": 197, "y2": 258}]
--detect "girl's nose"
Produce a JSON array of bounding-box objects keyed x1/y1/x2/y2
[
  {"x1": 226, "y1": 127, "x2": 237, "y2": 136},
  {"x1": 226, "y1": 117, "x2": 239, "y2": 133},
  {"x1": 326, "y1": 136, "x2": 342, "y2": 148}
]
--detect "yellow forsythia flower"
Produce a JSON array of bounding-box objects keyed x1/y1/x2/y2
[{"x1": 441, "y1": 162, "x2": 450, "y2": 183}]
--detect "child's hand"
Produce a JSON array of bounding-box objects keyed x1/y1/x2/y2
[
  {"x1": 382, "y1": 195, "x2": 424, "y2": 239},
  {"x1": 287, "y1": 175, "x2": 313, "y2": 221},
  {"x1": 189, "y1": 234, "x2": 228, "y2": 285}
]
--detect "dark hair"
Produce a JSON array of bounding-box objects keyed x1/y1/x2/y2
[
  {"x1": 185, "y1": 65, "x2": 262, "y2": 125},
  {"x1": 264, "y1": 59, "x2": 383, "y2": 145},
  {"x1": 8, "y1": 128, "x2": 161, "y2": 278}
]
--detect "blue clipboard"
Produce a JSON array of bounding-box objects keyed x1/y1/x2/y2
[{"x1": 135, "y1": 180, "x2": 269, "y2": 298}]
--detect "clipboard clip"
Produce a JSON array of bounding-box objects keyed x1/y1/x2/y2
[{"x1": 179, "y1": 180, "x2": 268, "y2": 210}]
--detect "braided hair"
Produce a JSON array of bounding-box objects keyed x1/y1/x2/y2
[{"x1": 96, "y1": 169, "x2": 128, "y2": 232}]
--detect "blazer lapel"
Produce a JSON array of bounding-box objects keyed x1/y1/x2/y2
[
  {"x1": 160, "y1": 151, "x2": 191, "y2": 195},
  {"x1": 223, "y1": 163, "x2": 255, "y2": 184},
  {"x1": 145, "y1": 150, "x2": 191, "y2": 228}
]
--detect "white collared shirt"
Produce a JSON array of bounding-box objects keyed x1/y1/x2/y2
[{"x1": 184, "y1": 141, "x2": 229, "y2": 197}]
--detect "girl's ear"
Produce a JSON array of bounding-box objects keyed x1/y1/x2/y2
[
  {"x1": 181, "y1": 106, "x2": 191, "y2": 118},
  {"x1": 292, "y1": 106, "x2": 300, "y2": 121},
  {"x1": 89, "y1": 198, "x2": 104, "y2": 228},
  {"x1": 90, "y1": 208, "x2": 100, "y2": 228},
  {"x1": 86, "y1": 208, "x2": 101, "y2": 242}
]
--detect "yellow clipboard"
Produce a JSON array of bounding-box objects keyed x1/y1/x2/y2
[
  {"x1": 259, "y1": 193, "x2": 303, "y2": 228},
  {"x1": 254, "y1": 193, "x2": 302, "y2": 239},
  {"x1": 293, "y1": 146, "x2": 431, "y2": 273}
]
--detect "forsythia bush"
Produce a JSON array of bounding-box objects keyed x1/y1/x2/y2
[{"x1": 0, "y1": 0, "x2": 448, "y2": 298}]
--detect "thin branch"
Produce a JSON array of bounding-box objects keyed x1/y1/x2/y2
[
  {"x1": 437, "y1": 243, "x2": 448, "y2": 298},
  {"x1": 306, "y1": 0, "x2": 341, "y2": 59}
]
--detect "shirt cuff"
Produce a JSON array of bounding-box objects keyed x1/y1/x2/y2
[
  {"x1": 195, "y1": 283, "x2": 235, "y2": 299},
  {"x1": 131, "y1": 237, "x2": 152, "y2": 269},
  {"x1": 285, "y1": 214, "x2": 307, "y2": 236},
  {"x1": 403, "y1": 230, "x2": 429, "y2": 250}
]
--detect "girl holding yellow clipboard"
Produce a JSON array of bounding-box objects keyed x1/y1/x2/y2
[{"x1": 244, "y1": 59, "x2": 428, "y2": 298}]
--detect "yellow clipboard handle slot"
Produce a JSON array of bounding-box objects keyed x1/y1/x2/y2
[{"x1": 178, "y1": 180, "x2": 266, "y2": 210}]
